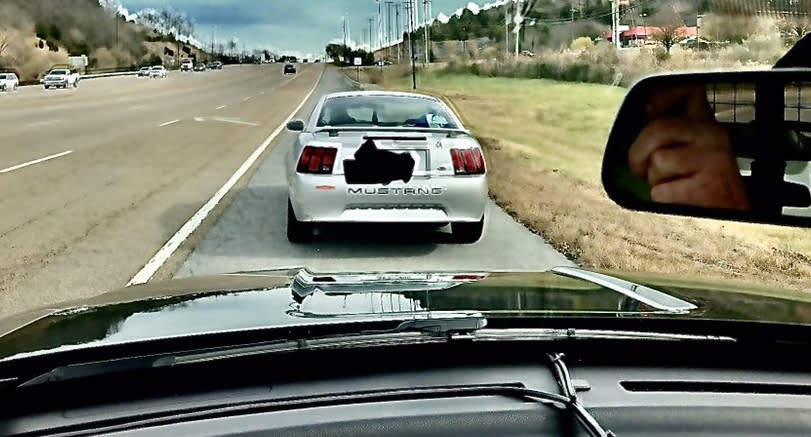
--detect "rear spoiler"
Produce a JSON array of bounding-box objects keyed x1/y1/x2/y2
[{"x1": 312, "y1": 126, "x2": 473, "y2": 138}]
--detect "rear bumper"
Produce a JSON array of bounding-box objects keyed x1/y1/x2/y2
[{"x1": 289, "y1": 173, "x2": 488, "y2": 223}]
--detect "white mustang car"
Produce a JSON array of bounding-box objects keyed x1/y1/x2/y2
[{"x1": 285, "y1": 91, "x2": 488, "y2": 243}]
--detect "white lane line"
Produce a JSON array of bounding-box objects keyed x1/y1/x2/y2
[
  {"x1": 242, "y1": 96, "x2": 252, "y2": 101},
  {"x1": 128, "y1": 67, "x2": 325, "y2": 286},
  {"x1": 24, "y1": 120, "x2": 62, "y2": 129},
  {"x1": 212, "y1": 117, "x2": 260, "y2": 127},
  {"x1": 159, "y1": 119, "x2": 180, "y2": 127},
  {"x1": 216, "y1": 104, "x2": 228, "y2": 110},
  {"x1": 0, "y1": 150, "x2": 73, "y2": 174}
]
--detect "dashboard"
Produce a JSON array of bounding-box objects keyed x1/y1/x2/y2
[{"x1": 3, "y1": 339, "x2": 811, "y2": 436}]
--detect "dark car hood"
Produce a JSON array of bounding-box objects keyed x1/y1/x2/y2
[{"x1": 2, "y1": 267, "x2": 811, "y2": 361}]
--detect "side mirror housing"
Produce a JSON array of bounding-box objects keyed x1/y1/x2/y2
[{"x1": 286, "y1": 120, "x2": 305, "y2": 132}]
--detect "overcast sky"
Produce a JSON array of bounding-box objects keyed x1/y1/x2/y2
[{"x1": 121, "y1": 0, "x2": 477, "y2": 58}]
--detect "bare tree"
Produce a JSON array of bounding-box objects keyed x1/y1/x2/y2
[
  {"x1": 779, "y1": 15, "x2": 811, "y2": 44},
  {"x1": 0, "y1": 32, "x2": 9, "y2": 59},
  {"x1": 652, "y1": 8, "x2": 686, "y2": 53},
  {"x1": 159, "y1": 9, "x2": 173, "y2": 35},
  {"x1": 137, "y1": 8, "x2": 161, "y2": 32},
  {"x1": 228, "y1": 38, "x2": 238, "y2": 57},
  {"x1": 0, "y1": 31, "x2": 10, "y2": 69},
  {"x1": 98, "y1": 0, "x2": 122, "y2": 14}
]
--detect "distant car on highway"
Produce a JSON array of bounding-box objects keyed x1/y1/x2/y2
[
  {"x1": 194, "y1": 63, "x2": 207, "y2": 72},
  {"x1": 137, "y1": 67, "x2": 151, "y2": 77},
  {"x1": 0, "y1": 72, "x2": 19, "y2": 92},
  {"x1": 211, "y1": 61, "x2": 223, "y2": 70},
  {"x1": 284, "y1": 63, "x2": 297, "y2": 75},
  {"x1": 42, "y1": 68, "x2": 79, "y2": 89},
  {"x1": 284, "y1": 91, "x2": 488, "y2": 243},
  {"x1": 150, "y1": 65, "x2": 167, "y2": 79},
  {"x1": 180, "y1": 59, "x2": 193, "y2": 72}
]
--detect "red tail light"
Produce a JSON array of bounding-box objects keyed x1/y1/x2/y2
[
  {"x1": 450, "y1": 148, "x2": 485, "y2": 175},
  {"x1": 297, "y1": 146, "x2": 338, "y2": 174}
]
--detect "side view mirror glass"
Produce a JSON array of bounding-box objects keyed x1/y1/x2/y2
[
  {"x1": 602, "y1": 69, "x2": 811, "y2": 228},
  {"x1": 286, "y1": 120, "x2": 305, "y2": 132}
]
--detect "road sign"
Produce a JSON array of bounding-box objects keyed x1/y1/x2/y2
[{"x1": 354, "y1": 57, "x2": 362, "y2": 66}]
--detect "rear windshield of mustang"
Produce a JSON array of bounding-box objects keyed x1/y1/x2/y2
[{"x1": 316, "y1": 95, "x2": 459, "y2": 129}]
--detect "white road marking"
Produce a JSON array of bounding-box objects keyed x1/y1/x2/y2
[
  {"x1": 159, "y1": 119, "x2": 180, "y2": 127},
  {"x1": 216, "y1": 105, "x2": 228, "y2": 110},
  {"x1": 128, "y1": 68, "x2": 325, "y2": 286},
  {"x1": 24, "y1": 120, "x2": 62, "y2": 129},
  {"x1": 0, "y1": 150, "x2": 73, "y2": 174},
  {"x1": 193, "y1": 117, "x2": 205, "y2": 122},
  {"x1": 212, "y1": 117, "x2": 260, "y2": 127},
  {"x1": 242, "y1": 96, "x2": 252, "y2": 101}
]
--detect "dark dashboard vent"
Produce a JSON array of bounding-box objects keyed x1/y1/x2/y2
[{"x1": 621, "y1": 380, "x2": 811, "y2": 395}]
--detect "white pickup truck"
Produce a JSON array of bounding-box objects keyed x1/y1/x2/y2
[
  {"x1": 180, "y1": 60, "x2": 193, "y2": 72},
  {"x1": 42, "y1": 68, "x2": 80, "y2": 89}
]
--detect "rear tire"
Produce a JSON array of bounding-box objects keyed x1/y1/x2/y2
[
  {"x1": 451, "y1": 216, "x2": 484, "y2": 244},
  {"x1": 287, "y1": 198, "x2": 313, "y2": 243}
]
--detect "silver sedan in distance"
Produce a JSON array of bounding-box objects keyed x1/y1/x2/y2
[{"x1": 285, "y1": 91, "x2": 488, "y2": 243}]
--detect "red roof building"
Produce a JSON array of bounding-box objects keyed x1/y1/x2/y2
[{"x1": 604, "y1": 26, "x2": 697, "y2": 46}]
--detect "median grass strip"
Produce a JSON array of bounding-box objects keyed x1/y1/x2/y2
[{"x1": 379, "y1": 72, "x2": 811, "y2": 291}]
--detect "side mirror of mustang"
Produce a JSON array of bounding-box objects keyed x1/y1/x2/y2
[{"x1": 286, "y1": 120, "x2": 305, "y2": 132}]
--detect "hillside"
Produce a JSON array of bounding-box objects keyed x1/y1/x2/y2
[{"x1": 0, "y1": 0, "x2": 205, "y2": 81}]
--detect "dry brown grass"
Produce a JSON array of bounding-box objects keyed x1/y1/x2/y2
[{"x1": 380, "y1": 72, "x2": 811, "y2": 292}]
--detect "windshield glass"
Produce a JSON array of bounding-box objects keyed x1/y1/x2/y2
[
  {"x1": 317, "y1": 95, "x2": 459, "y2": 128},
  {"x1": 2, "y1": 0, "x2": 811, "y2": 353}
]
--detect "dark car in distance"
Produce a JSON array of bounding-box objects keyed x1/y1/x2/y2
[{"x1": 284, "y1": 63, "x2": 296, "y2": 75}]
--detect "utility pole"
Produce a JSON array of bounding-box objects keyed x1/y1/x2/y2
[
  {"x1": 395, "y1": 3, "x2": 401, "y2": 63},
  {"x1": 408, "y1": 0, "x2": 417, "y2": 90},
  {"x1": 368, "y1": 18, "x2": 374, "y2": 52},
  {"x1": 385, "y1": 1, "x2": 395, "y2": 60},
  {"x1": 515, "y1": 0, "x2": 524, "y2": 58},
  {"x1": 696, "y1": 13, "x2": 703, "y2": 50},
  {"x1": 423, "y1": 0, "x2": 430, "y2": 64},
  {"x1": 505, "y1": 1, "x2": 510, "y2": 57},
  {"x1": 115, "y1": 11, "x2": 119, "y2": 48}
]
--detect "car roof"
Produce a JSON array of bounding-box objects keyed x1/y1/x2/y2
[{"x1": 323, "y1": 91, "x2": 441, "y2": 102}]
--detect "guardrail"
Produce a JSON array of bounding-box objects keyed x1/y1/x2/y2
[{"x1": 82, "y1": 70, "x2": 139, "y2": 79}]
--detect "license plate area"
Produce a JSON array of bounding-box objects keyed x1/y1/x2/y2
[{"x1": 343, "y1": 139, "x2": 430, "y2": 185}]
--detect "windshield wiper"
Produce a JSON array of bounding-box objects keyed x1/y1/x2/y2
[
  {"x1": 548, "y1": 353, "x2": 615, "y2": 437},
  {"x1": 11, "y1": 313, "x2": 487, "y2": 388}
]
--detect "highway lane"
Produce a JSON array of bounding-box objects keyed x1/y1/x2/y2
[
  {"x1": 175, "y1": 68, "x2": 574, "y2": 278},
  {"x1": 0, "y1": 63, "x2": 323, "y2": 318}
]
